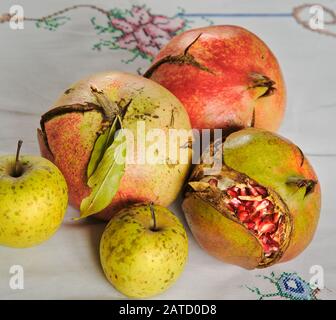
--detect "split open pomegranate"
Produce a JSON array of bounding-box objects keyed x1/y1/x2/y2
[
  {"x1": 189, "y1": 167, "x2": 292, "y2": 267},
  {"x1": 182, "y1": 128, "x2": 320, "y2": 269},
  {"x1": 225, "y1": 184, "x2": 282, "y2": 257}
]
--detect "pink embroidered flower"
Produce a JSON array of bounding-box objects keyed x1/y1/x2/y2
[{"x1": 110, "y1": 6, "x2": 185, "y2": 58}]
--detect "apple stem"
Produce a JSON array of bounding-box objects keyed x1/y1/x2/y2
[
  {"x1": 14, "y1": 140, "x2": 23, "y2": 177},
  {"x1": 149, "y1": 202, "x2": 157, "y2": 231}
]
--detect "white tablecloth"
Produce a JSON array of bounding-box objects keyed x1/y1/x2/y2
[{"x1": 1, "y1": 0, "x2": 335, "y2": 300}]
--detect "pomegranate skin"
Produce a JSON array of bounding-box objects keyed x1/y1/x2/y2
[
  {"x1": 182, "y1": 128, "x2": 321, "y2": 269},
  {"x1": 183, "y1": 194, "x2": 263, "y2": 269},
  {"x1": 38, "y1": 72, "x2": 192, "y2": 220},
  {"x1": 145, "y1": 25, "x2": 286, "y2": 132}
]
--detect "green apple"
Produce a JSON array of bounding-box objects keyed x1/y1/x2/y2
[
  {"x1": 0, "y1": 141, "x2": 68, "y2": 248},
  {"x1": 100, "y1": 203, "x2": 188, "y2": 298}
]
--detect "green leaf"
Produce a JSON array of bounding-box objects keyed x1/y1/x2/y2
[
  {"x1": 79, "y1": 117, "x2": 126, "y2": 218},
  {"x1": 87, "y1": 116, "x2": 118, "y2": 178}
]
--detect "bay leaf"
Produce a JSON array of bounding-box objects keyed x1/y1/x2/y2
[
  {"x1": 80, "y1": 117, "x2": 126, "y2": 218},
  {"x1": 87, "y1": 116, "x2": 118, "y2": 178}
]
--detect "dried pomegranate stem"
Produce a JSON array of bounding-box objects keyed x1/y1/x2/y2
[{"x1": 143, "y1": 33, "x2": 213, "y2": 78}]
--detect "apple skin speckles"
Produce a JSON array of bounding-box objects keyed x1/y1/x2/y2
[
  {"x1": 100, "y1": 203, "x2": 188, "y2": 298},
  {"x1": 0, "y1": 155, "x2": 68, "y2": 248}
]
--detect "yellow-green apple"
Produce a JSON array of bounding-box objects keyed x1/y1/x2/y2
[
  {"x1": 0, "y1": 141, "x2": 68, "y2": 248},
  {"x1": 100, "y1": 203, "x2": 188, "y2": 298}
]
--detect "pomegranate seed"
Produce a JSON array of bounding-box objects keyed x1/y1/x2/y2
[
  {"x1": 273, "y1": 212, "x2": 281, "y2": 224},
  {"x1": 267, "y1": 202, "x2": 274, "y2": 212},
  {"x1": 237, "y1": 211, "x2": 249, "y2": 222},
  {"x1": 260, "y1": 234, "x2": 270, "y2": 244},
  {"x1": 263, "y1": 244, "x2": 271, "y2": 253},
  {"x1": 230, "y1": 198, "x2": 241, "y2": 208},
  {"x1": 226, "y1": 183, "x2": 281, "y2": 256},
  {"x1": 246, "y1": 222, "x2": 255, "y2": 230},
  {"x1": 252, "y1": 201, "x2": 260, "y2": 208},
  {"x1": 227, "y1": 189, "x2": 238, "y2": 197},
  {"x1": 262, "y1": 215, "x2": 274, "y2": 223},
  {"x1": 245, "y1": 202, "x2": 254, "y2": 213},
  {"x1": 267, "y1": 239, "x2": 279, "y2": 249},
  {"x1": 259, "y1": 208, "x2": 270, "y2": 217},
  {"x1": 255, "y1": 216, "x2": 262, "y2": 227},
  {"x1": 246, "y1": 207, "x2": 254, "y2": 215},
  {"x1": 226, "y1": 203, "x2": 235, "y2": 212},
  {"x1": 249, "y1": 186, "x2": 259, "y2": 196},
  {"x1": 258, "y1": 221, "x2": 276, "y2": 234},
  {"x1": 255, "y1": 200, "x2": 270, "y2": 212},
  {"x1": 240, "y1": 187, "x2": 247, "y2": 196},
  {"x1": 208, "y1": 178, "x2": 218, "y2": 187},
  {"x1": 249, "y1": 210, "x2": 260, "y2": 221},
  {"x1": 260, "y1": 233, "x2": 280, "y2": 254},
  {"x1": 255, "y1": 186, "x2": 267, "y2": 196}
]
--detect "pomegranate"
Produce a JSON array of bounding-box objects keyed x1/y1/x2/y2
[
  {"x1": 144, "y1": 25, "x2": 286, "y2": 132},
  {"x1": 182, "y1": 128, "x2": 321, "y2": 269},
  {"x1": 37, "y1": 71, "x2": 192, "y2": 220}
]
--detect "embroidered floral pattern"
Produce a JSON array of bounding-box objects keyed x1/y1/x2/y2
[
  {"x1": 112, "y1": 6, "x2": 185, "y2": 57},
  {"x1": 92, "y1": 5, "x2": 189, "y2": 62},
  {"x1": 36, "y1": 16, "x2": 70, "y2": 31},
  {"x1": 246, "y1": 272, "x2": 320, "y2": 300}
]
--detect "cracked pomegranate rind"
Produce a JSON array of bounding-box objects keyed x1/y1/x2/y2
[
  {"x1": 182, "y1": 128, "x2": 321, "y2": 269},
  {"x1": 38, "y1": 71, "x2": 192, "y2": 220},
  {"x1": 183, "y1": 194, "x2": 264, "y2": 269},
  {"x1": 185, "y1": 167, "x2": 291, "y2": 268}
]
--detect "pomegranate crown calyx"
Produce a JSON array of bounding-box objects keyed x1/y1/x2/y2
[{"x1": 286, "y1": 176, "x2": 318, "y2": 197}]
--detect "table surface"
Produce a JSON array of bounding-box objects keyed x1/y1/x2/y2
[{"x1": 1, "y1": 0, "x2": 335, "y2": 300}]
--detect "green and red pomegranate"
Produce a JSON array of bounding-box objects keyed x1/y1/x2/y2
[
  {"x1": 38, "y1": 71, "x2": 192, "y2": 220},
  {"x1": 182, "y1": 128, "x2": 321, "y2": 269},
  {"x1": 145, "y1": 25, "x2": 286, "y2": 132}
]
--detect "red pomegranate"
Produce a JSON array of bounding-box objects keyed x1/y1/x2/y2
[{"x1": 145, "y1": 25, "x2": 286, "y2": 132}]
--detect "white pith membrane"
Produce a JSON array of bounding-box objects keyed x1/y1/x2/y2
[{"x1": 187, "y1": 166, "x2": 292, "y2": 267}]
